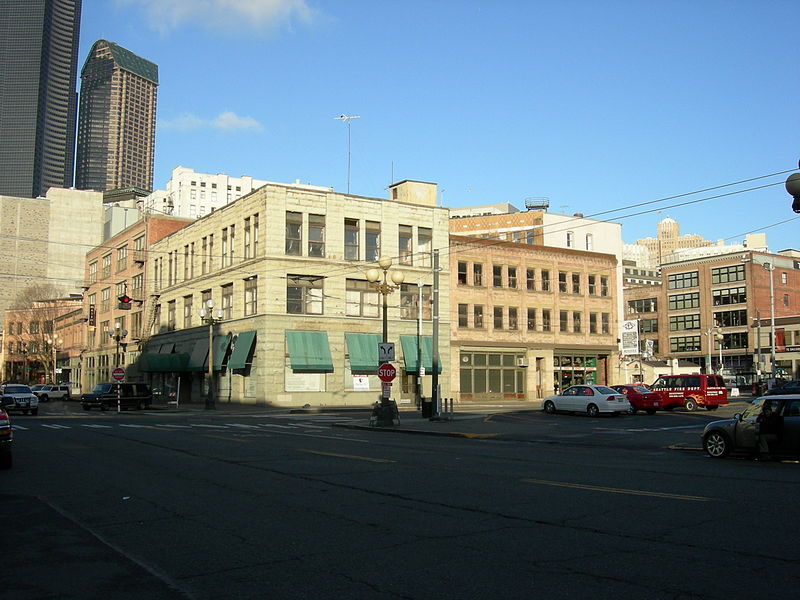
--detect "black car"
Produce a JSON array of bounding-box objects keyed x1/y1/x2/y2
[
  {"x1": 81, "y1": 383, "x2": 152, "y2": 411},
  {"x1": 765, "y1": 380, "x2": 800, "y2": 396},
  {"x1": 703, "y1": 395, "x2": 800, "y2": 458}
]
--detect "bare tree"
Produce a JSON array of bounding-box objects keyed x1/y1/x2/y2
[{"x1": 4, "y1": 284, "x2": 72, "y2": 383}]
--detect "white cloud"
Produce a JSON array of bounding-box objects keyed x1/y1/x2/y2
[
  {"x1": 160, "y1": 111, "x2": 264, "y2": 133},
  {"x1": 122, "y1": 0, "x2": 317, "y2": 34}
]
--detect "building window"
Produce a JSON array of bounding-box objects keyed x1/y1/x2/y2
[
  {"x1": 508, "y1": 307, "x2": 518, "y2": 330},
  {"x1": 132, "y1": 273, "x2": 143, "y2": 293},
  {"x1": 784, "y1": 294, "x2": 790, "y2": 308},
  {"x1": 542, "y1": 309, "x2": 552, "y2": 332},
  {"x1": 221, "y1": 283, "x2": 233, "y2": 319},
  {"x1": 345, "y1": 279, "x2": 379, "y2": 317},
  {"x1": 167, "y1": 300, "x2": 176, "y2": 331},
  {"x1": 558, "y1": 272, "x2": 568, "y2": 293},
  {"x1": 244, "y1": 277, "x2": 258, "y2": 316},
  {"x1": 494, "y1": 307, "x2": 504, "y2": 329},
  {"x1": 585, "y1": 234, "x2": 594, "y2": 251},
  {"x1": 600, "y1": 276, "x2": 609, "y2": 296},
  {"x1": 458, "y1": 304, "x2": 468, "y2": 328},
  {"x1": 667, "y1": 271, "x2": 699, "y2": 290},
  {"x1": 628, "y1": 298, "x2": 658, "y2": 313},
  {"x1": 527, "y1": 308, "x2": 536, "y2": 331},
  {"x1": 221, "y1": 228, "x2": 229, "y2": 267},
  {"x1": 559, "y1": 310, "x2": 568, "y2": 332},
  {"x1": 365, "y1": 221, "x2": 380, "y2": 262},
  {"x1": 541, "y1": 270, "x2": 551, "y2": 292},
  {"x1": 89, "y1": 261, "x2": 97, "y2": 284},
  {"x1": 252, "y1": 214, "x2": 259, "y2": 257},
  {"x1": 474, "y1": 305, "x2": 484, "y2": 328},
  {"x1": 573, "y1": 311, "x2": 582, "y2": 333},
  {"x1": 400, "y1": 284, "x2": 431, "y2": 320},
  {"x1": 669, "y1": 314, "x2": 700, "y2": 332},
  {"x1": 493, "y1": 265, "x2": 503, "y2": 288},
  {"x1": 566, "y1": 231, "x2": 574, "y2": 248},
  {"x1": 285, "y1": 211, "x2": 302, "y2": 255},
  {"x1": 134, "y1": 235, "x2": 145, "y2": 252},
  {"x1": 669, "y1": 292, "x2": 700, "y2": 310},
  {"x1": 101, "y1": 288, "x2": 110, "y2": 313},
  {"x1": 458, "y1": 262, "x2": 468, "y2": 285},
  {"x1": 640, "y1": 318, "x2": 658, "y2": 333},
  {"x1": 526, "y1": 268, "x2": 535, "y2": 291},
  {"x1": 601, "y1": 313, "x2": 610, "y2": 334},
  {"x1": 713, "y1": 309, "x2": 747, "y2": 327},
  {"x1": 508, "y1": 267, "x2": 517, "y2": 289},
  {"x1": 588, "y1": 275, "x2": 596, "y2": 295},
  {"x1": 417, "y1": 227, "x2": 432, "y2": 267},
  {"x1": 473, "y1": 264, "x2": 483, "y2": 286},
  {"x1": 711, "y1": 265, "x2": 745, "y2": 284},
  {"x1": 712, "y1": 286, "x2": 746, "y2": 306},
  {"x1": 344, "y1": 218, "x2": 359, "y2": 260},
  {"x1": 116, "y1": 246, "x2": 127, "y2": 272},
  {"x1": 398, "y1": 225, "x2": 413, "y2": 265},
  {"x1": 572, "y1": 273, "x2": 581, "y2": 295},
  {"x1": 287, "y1": 275, "x2": 323, "y2": 314},
  {"x1": 183, "y1": 295, "x2": 193, "y2": 328},
  {"x1": 229, "y1": 224, "x2": 235, "y2": 265},
  {"x1": 308, "y1": 214, "x2": 325, "y2": 257},
  {"x1": 202, "y1": 289, "x2": 211, "y2": 309},
  {"x1": 670, "y1": 336, "x2": 701, "y2": 353},
  {"x1": 131, "y1": 311, "x2": 142, "y2": 339},
  {"x1": 781, "y1": 272, "x2": 788, "y2": 284},
  {"x1": 723, "y1": 332, "x2": 748, "y2": 349},
  {"x1": 589, "y1": 313, "x2": 598, "y2": 334},
  {"x1": 102, "y1": 254, "x2": 111, "y2": 279}
]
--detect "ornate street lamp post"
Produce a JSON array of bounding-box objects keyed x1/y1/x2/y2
[
  {"x1": 47, "y1": 334, "x2": 62, "y2": 383},
  {"x1": 705, "y1": 324, "x2": 723, "y2": 374},
  {"x1": 366, "y1": 256, "x2": 404, "y2": 425},
  {"x1": 198, "y1": 299, "x2": 223, "y2": 410},
  {"x1": 106, "y1": 322, "x2": 128, "y2": 368}
]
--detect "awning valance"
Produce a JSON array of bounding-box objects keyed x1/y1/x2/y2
[
  {"x1": 399, "y1": 335, "x2": 442, "y2": 374},
  {"x1": 286, "y1": 331, "x2": 333, "y2": 373},
  {"x1": 212, "y1": 334, "x2": 232, "y2": 371},
  {"x1": 344, "y1": 333, "x2": 380, "y2": 374},
  {"x1": 228, "y1": 331, "x2": 256, "y2": 370},
  {"x1": 138, "y1": 352, "x2": 190, "y2": 373}
]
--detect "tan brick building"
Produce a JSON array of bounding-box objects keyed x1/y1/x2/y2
[
  {"x1": 133, "y1": 180, "x2": 450, "y2": 407},
  {"x1": 449, "y1": 235, "x2": 619, "y2": 402},
  {"x1": 81, "y1": 214, "x2": 193, "y2": 390}
]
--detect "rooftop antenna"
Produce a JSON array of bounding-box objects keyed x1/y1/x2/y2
[{"x1": 334, "y1": 114, "x2": 360, "y2": 194}]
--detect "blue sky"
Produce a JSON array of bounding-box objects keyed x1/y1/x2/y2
[{"x1": 81, "y1": 0, "x2": 799, "y2": 249}]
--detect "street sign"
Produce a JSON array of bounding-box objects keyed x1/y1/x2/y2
[
  {"x1": 112, "y1": 367, "x2": 126, "y2": 382},
  {"x1": 377, "y1": 363, "x2": 396, "y2": 383},
  {"x1": 378, "y1": 342, "x2": 395, "y2": 362}
]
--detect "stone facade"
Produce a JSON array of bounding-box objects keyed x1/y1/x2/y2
[{"x1": 138, "y1": 181, "x2": 451, "y2": 407}]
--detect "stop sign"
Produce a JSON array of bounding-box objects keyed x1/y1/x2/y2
[
  {"x1": 112, "y1": 367, "x2": 126, "y2": 382},
  {"x1": 377, "y1": 363, "x2": 396, "y2": 383}
]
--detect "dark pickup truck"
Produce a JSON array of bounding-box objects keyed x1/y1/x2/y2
[{"x1": 81, "y1": 383, "x2": 152, "y2": 411}]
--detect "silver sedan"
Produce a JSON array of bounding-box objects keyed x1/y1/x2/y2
[{"x1": 542, "y1": 385, "x2": 630, "y2": 417}]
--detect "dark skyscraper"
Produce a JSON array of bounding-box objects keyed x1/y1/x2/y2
[
  {"x1": 76, "y1": 40, "x2": 159, "y2": 193},
  {"x1": 0, "y1": 0, "x2": 82, "y2": 198}
]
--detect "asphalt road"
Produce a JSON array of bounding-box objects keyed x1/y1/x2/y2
[{"x1": 4, "y1": 399, "x2": 799, "y2": 599}]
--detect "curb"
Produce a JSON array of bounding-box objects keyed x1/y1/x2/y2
[{"x1": 332, "y1": 422, "x2": 499, "y2": 439}]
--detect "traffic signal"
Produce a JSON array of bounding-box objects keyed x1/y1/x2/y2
[
  {"x1": 118, "y1": 295, "x2": 132, "y2": 310},
  {"x1": 786, "y1": 171, "x2": 800, "y2": 213}
]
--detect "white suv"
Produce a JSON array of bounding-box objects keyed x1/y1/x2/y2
[
  {"x1": 1, "y1": 384, "x2": 39, "y2": 415},
  {"x1": 34, "y1": 384, "x2": 72, "y2": 402}
]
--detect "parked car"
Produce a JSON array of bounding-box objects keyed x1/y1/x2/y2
[
  {"x1": 703, "y1": 395, "x2": 800, "y2": 459},
  {"x1": 542, "y1": 385, "x2": 630, "y2": 417},
  {"x1": 0, "y1": 406, "x2": 12, "y2": 469},
  {"x1": 765, "y1": 380, "x2": 800, "y2": 396},
  {"x1": 0, "y1": 384, "x2": 39, "y2": 416},
  {"x1": 649, "y1": 374, "x2": 728, "y2": 411},
  {"x1": 611, "y1": 385, "x2": 664, "y2": 414},
  {"x1": 30, "y1": 384, "x2": 46, "y2": 394},
  {"x1": 81, "y1": 383, "x2": 153, "y2": 411},
  {"x1": 33, "y1": 384, "x2": 72, "y2": 402}
]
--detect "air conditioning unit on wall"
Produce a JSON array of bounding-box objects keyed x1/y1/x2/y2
[{"x1": 517, "y1": 357, "x2": 528, "y2": 368}]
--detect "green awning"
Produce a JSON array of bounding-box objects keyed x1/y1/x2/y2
[
  {"x1": 286, "y1": 331, "x2": 334, "y2": 373},
  {"x1": 212, "y1": 334, "x2": 232, "y2": 371},
  {"x1": 400, "y1": 335, "x2": 442, "y2": 374},
  {"x1": 228, "y1": 331, "x2": 256, "y2": 370},
  {"x1": 345, "y1": 333, "x2": 380, "y2": 374},
  {"x1": 138, "y1": 352, "x2": 189, "y2": 373},
  {"x1": 186, "y1": 339, "x2": 208, "y2": 372}
]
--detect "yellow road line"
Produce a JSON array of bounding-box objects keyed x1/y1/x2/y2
[
  {"x1": 522, "y1": 478, "x2": 713, "y2": 502},
  {"x1": 300, "y1": 449, "x2": 395, "y2": 463}
]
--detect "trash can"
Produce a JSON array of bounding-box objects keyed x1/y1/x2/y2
[{"x1": 421, "y1": 396, "x2": 433, "y2": 418}]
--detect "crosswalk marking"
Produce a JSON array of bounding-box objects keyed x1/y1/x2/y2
[
  {"x1": 11, "y1": 425, "x2": 28, "y2": 430},
  {"x1": 82, "y1": 424, "x2": 112, "y2": 429},
  {"x1": 42, "y1": 424, "x2": 70, "y2": 429},
  {"x1": 190, "y1": 424, "x2": 229, "y2": 429}
]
